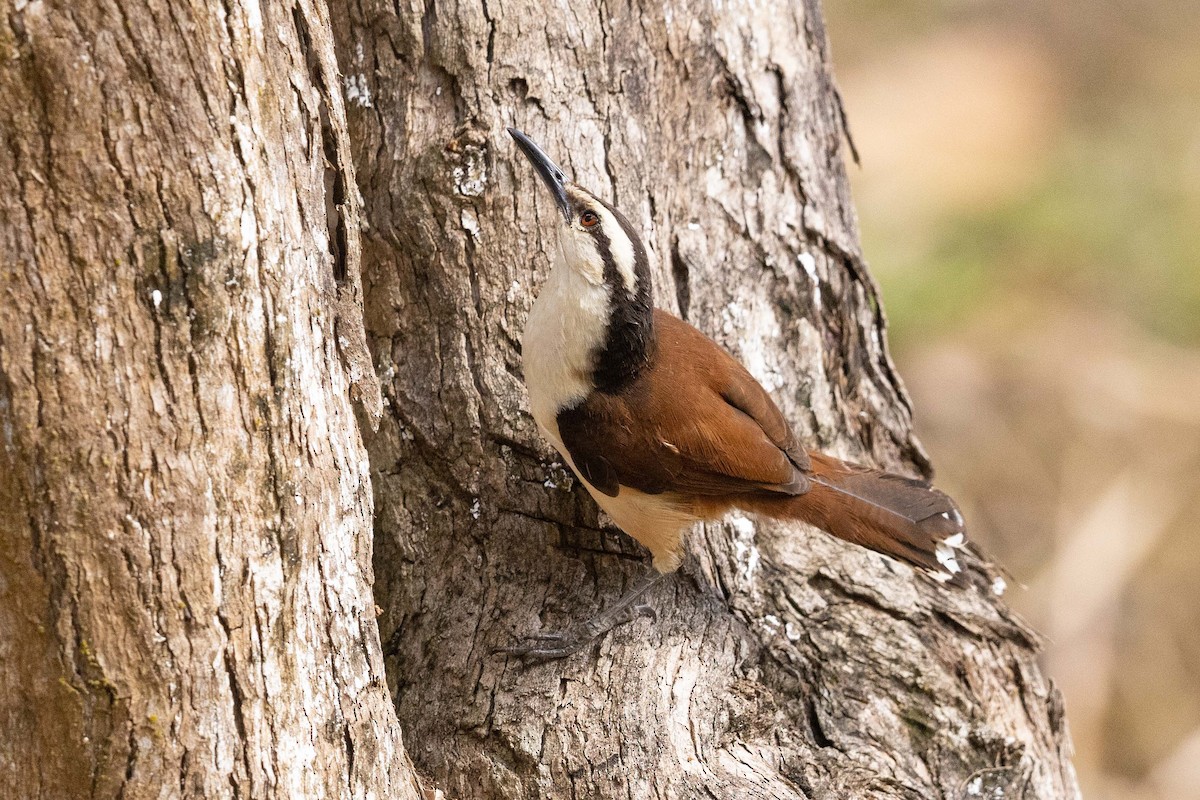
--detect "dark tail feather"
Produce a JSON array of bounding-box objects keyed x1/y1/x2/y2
[{"x1": 759, "y1": 452, "x2": 967, "y2": 577}]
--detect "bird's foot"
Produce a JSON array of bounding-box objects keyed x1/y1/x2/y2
[
  {"x1": 496, "y1": 629, "x2": 588, "y2": 660},
  {"x1": 619, "y1": 602, "x2": 656, "y2": 626},
  {"x1": 497, "y1": 570, "x2": 665, "y2": 661},
  {"x1": 496, "y1": 602, "x2": 657, "y2": 660}
]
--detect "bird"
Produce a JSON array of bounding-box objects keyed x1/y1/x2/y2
[{"x1": 503, "y1": 128, "x2": 967, "y2": 659}]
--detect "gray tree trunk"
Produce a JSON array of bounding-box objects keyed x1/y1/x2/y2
[
  {"x1": 332, "y1": 1, "x2": 1080, "y2": 798},
  {"x1": 0, "y1": 0, "x2": 1080, "y2": 798},
  {"x1": 0, "y1": 1, "x2": 419, "y2": 797}
]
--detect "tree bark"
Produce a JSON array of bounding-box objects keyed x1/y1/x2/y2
[
  {"x1": 0, "y1": 1, "x2": 418, "y2": 797},
  {"x1": 0, "y1": 0, "x2": 1080, "y2": 797},
  {"x1": 332, "y1": 1, "x2": 1080, "y2": 798}
]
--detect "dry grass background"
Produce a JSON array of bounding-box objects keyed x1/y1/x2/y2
[{"x1": 825, "y1": 2, "x2": 1200, "y2": 798}]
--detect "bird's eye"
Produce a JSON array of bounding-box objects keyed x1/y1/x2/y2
[{"x1": 579, "y1": 211, "x2": 599, "y2": 228}]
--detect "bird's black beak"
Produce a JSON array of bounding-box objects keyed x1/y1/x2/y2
[{"x1": 508, "y1": 128, "x2": 572, "y2": 221}]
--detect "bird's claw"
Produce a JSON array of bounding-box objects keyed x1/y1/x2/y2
[
  {"x1": 624, "y1": 602, "x2": 656, "y2": 624},
  {"x1": 495, "y1": 570, "x2": 665, "y2": 661},
  {"x1": 495, "y1": 629, "x2": 588, "y2": 660}
]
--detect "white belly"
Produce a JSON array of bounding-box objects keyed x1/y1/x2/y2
[
  {"x1": 586, "y1": 484, "x2": 697, "y2": 572},
  {"x1": 536, "y1": 433, "x2": 696, "y2": 572}
]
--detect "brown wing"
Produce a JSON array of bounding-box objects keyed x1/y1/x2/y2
[{"x1": 556, "y1": 311, "x2": 810, "y2": 498}]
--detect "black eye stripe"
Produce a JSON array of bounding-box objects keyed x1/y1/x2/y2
[{"x1": 564, "y1": 186, "x2": 655, "y2": 393}]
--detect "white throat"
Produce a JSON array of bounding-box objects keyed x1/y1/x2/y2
[{"x1": 522, "y1": 244, "x2": 612, "y2": 446}]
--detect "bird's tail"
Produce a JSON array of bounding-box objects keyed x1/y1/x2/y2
[{"x1": 749, "y1": 452, "x2": 967, "y2": 577}]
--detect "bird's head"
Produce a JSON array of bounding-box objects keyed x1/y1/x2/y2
[{"x1": 508, "y1": 128, "x2": 649, "y2": 297}]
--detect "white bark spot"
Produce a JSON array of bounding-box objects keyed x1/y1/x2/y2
[
  {"x1": 344, "y1": 74, "x2": 372, "y2": 108},
  {"x1": 798, "y1": 252, "x2": 821, "y2": 309},
  {"x1": 541, "y1": 463, "x2": 572, "y2": 490},
  {"x1": 728, "y1": 512, "x2": 760, "y2": 581},
  {"x1": 240, "y1": 200, "x2": 256, "y2": 252},
  {"x1": 451, "y1": 146, "x2": 488, "y2": 196},
  {"x1": 460, "y1": 208, "x2": 481, "y2": 239}
]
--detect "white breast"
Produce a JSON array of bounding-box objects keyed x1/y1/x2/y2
[{"x1": 522, "y1": 252, "x2": 612, "y2": 441}]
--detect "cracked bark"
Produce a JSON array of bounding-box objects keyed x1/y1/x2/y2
[
  {"x1": 331, "y1": 1, "x2": 1080, "y2": 798},
  {"x1": 1, "y1": 0, "x2": 1079, "y2": 798},
  {"x1": 0, "y1": 1, "x2": 415, "y2": 798}
]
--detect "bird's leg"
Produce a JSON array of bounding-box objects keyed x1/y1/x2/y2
[{"x1": 499, "y1": 570, "x2": 665, "y2": 660}]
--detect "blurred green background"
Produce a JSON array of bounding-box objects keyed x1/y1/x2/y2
[{"x1": 825, "y1": 2, "x2": 1200, "y2": 797}]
